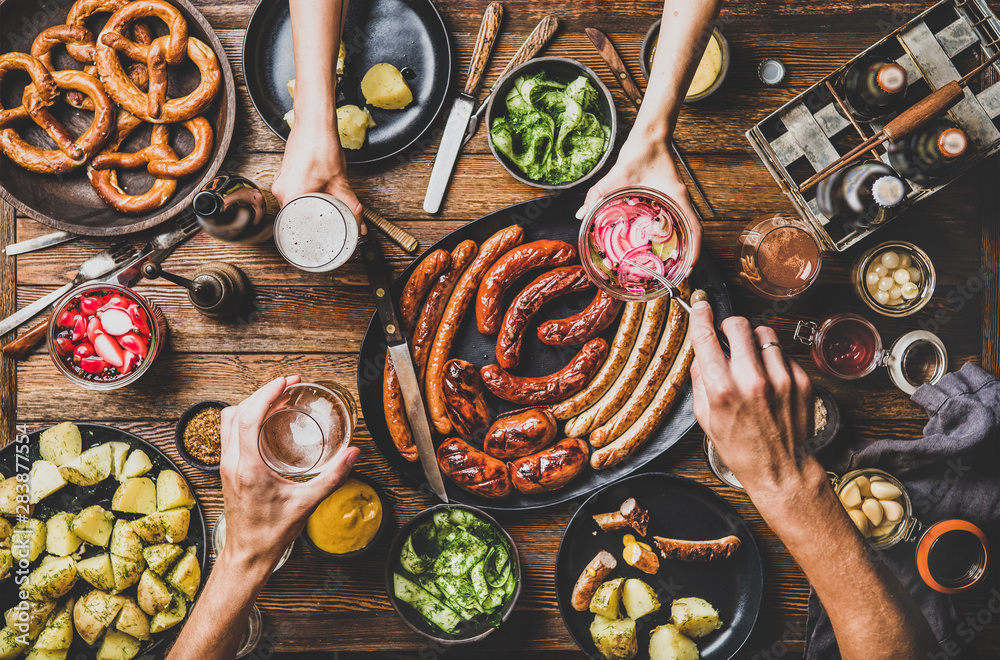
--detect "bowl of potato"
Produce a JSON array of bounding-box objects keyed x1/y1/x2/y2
[{"x1": 0, "y1": 422, "x2": 208, "y2": 660}]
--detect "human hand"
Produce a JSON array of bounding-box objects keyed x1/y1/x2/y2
[
  {"x1": 688, "y1": 301, "x2": 818, "y2": 499},
  {"x1": 576, "y1": 137, "x2": 702, "y2": 264},
  {"x1": 218, "y1": 376, "x2": 360, "y2": 570}
]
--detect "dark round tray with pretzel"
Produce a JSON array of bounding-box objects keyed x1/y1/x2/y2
[{"x1": 0, "y1": 0, "x2": 236, "y2": 236}]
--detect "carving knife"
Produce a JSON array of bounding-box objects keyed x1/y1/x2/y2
[
  {"x1": 423, "y1": 2, "x2": 504, "y2": 214},
  {"x1": 462, "y1": 14, "x2": 559, "y2": 146},
  {"x1": 358, "y1": 230, "x2": 449, "y2": 502}
]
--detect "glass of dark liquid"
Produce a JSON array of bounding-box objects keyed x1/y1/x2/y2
[
  {"x1": 736, "y1": 214, "x2": 823, "y2": 300},
  {"x1": 917, "y1": 521, "x2": 990, "y2": 594}
]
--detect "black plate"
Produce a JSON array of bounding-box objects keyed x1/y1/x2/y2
[
  {"x1": 0, "y1": 423, "x2": 208, "y2": 657},
  {"x1": 243, "y1": 0, "x2": 452, "y2": 165},
  {"x1": 555, "y1": 472, "x2": 763, "y2": 660},
  {"x1": 357, "y1": 193, "x2": 733, "y2": 510}
]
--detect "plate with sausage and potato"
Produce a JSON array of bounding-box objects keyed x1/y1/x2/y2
[
  {"x1": 555, "y1": 472, "x2": 763, "y2": 660},
  {"x1": 357, "y1": 193, "x2": 733, "y2": 510}
]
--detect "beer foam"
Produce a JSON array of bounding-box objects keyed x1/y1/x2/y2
[{"x1": 275, "y1": 195, "x2": 359, "y2": 271}]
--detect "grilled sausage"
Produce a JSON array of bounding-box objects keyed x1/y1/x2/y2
[
  {"x1": 590, "y1": 328, "x2": 695, "y2": 470},
  {"x1": 483, "y1": 407, "x2": 558, "y2": 460},
  {"x1": 550, "y1": 302, "x2": 645, "y2": 420},
  {"x1": 399, "y1": 249, "x2": 450, "y2": 332},
  {"x1": 589, "y1": 285, "x2": 689, "y2": 449},
  {"x1": 476, "y1": 240, "x2": 577, "y2": 336},
  {"x1": 508, "y1": 438, "x2": 589, "y2": 495},
  {"x1": 383, "y1": 364, "x2": 417, "y2": 462},
  {"x1": 564, "y1": 297, "x2": 669, "y2": 438},
  {"x1": 537, "y1": 291, "x2": 623, "y2": 346},
  {"x1": 442, "y1": 359, "x2": 492, "y2": 440},
  {"x1": 571, "y1": 550, "x2": 618, "y2": 611},
  {"x1": 592, "y1": 498, "x2": 650, "y2": 536},
  {"x1": 436, "y1": 437, "x2": 513, "y2": 499},
  {"x1": 427, "y1": 226, "x2": 524, "y2": 434},
  {"x1": 654, "y1": 534, "x2": 742, "y2": 562},
  {"x1": 480, "y1": 338, "x2": 609, "y2": 406},
  {"x1": 413, "y1": 241, "x2": 478, "y2": 382},
  {"x1": 496, "y1": 266, "x2": 593, "y2": 369}
]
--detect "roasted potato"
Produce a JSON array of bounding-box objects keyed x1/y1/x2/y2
[
  {"x1": 589, "y1": 577, "x2": 625, "y2": 619},
  {"x1": 156, "y1": 471, "x2": 195, "y2": 511},
  {"x1": 28, "y1": 461, "x2": 66, "y2": 504},
  {"x1": 649, "y1": 623, "x2": 699, "y2": 660},
  {"x1": 149, "y1": 592, "x2": 187, "y2": 634},
  {"x1": 34, "y1": 598, "x2": 73, "y2": 650},
  {"x1": 76, "y1": 554, "x2": 116, "y2": 592},
  {"x1": 622, "y1": 578, "x2": 661, "y2": 620},
  {"x1": 166, "y1": 552, "x2": 200, "y2": 600},
  {"x1": 337, "y1": 105, "x2": 376, "y2": 150},
  {"x1": 590, "y1": 614, "x2": 638, "y2": 660},
  {"x1": 0, "y1": 517, "x2": 11, "y2": 546},
  {"x1": 39, "y1": 422, "x2": 82, "y2": 467},
  {"x1": 0, "y1": 550, "x2": 11, "y2": 581},
  {"x1": 107, "y1": 442, "x2": 130, "y2": 480},
  {"x1": 96, "y1": 629, "x2": 141, "y2": 660},
  {"x1": 142, "y1": 544, "x2": 183, "y2": 576},
  {"x1": 0, "y1": 478, "x2": 28, "y2": 516},
  {"x1": 137, "y1": 570, "x2": 173, "y2": 616},
  {"x1": 110, "y1": 555, "x2": 144, "y2": 593},
  {"x1": 71, "y1": 506, "x2": 114, "y2": 547},
  {"x1": 4, "y1": 600, "x2": 56, "y2": 639},
  {"x1": 670, "y1": 597, "x2": 721, "y2": 639},
  {"x1": 79, "y1": 591, "x2": 127, "y2": 629},
  {"x1": 0, "y1": 626, "x2": 29, "y2": 660},
  {"x1": 59, "y1": 444, "x2": 112, "y2": 486},
  {"x1": 131, "y1": 509, "x2": 189, "y2": 544},
  {"x1": 45, "y1": 512, "x2": 81, "y2": 558},
  {"x1": 361, "y1": 63, "x2": 413, "y2": 109},
  {"x1": 24, "y1": 648, "x2": 70, "y2": 659},
  {"x1": 23, "y1": 556, "x2": 77, "y2": 602},
  {"x1": 109, "y1": 521, "x2": 143, "y2": 562},
  {"x1": 13, "y1": 519, "x2": 46, "y2": 561},
  {"x1": 111, "y1": 478, "x2": 156, "y2": 515},
  {"x1": 114, "y1": 599, "x2": 149, "y2": 642},
  {"x1": 73, "y1": 595, "x2": 105, "y2": 646},
  {"x1": 119, "y1": 450, "x2": 152, "y2": 481}
]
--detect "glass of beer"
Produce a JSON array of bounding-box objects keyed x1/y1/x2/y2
[
  {"x1": 736, "y1": 214, "x2": 823, "y2": 300},
  {"x1": 257, "y1": 381, "x2": 357, "y2": 479}
]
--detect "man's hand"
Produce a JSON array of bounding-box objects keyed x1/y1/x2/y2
[{"x1": 219, "y1": 376, "x2": 360, "y2": 571}]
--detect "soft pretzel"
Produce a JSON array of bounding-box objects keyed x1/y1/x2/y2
[
  {"x1": 0, "y1": 52, "x2": 58, "y2": 128},
  {"x1": 0, "y1": 69, "x2": 116, "y2": 174}
]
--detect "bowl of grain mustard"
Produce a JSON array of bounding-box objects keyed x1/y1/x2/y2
[
  {"x1": 175, "y1": 400, "x2": 228, "y2": 471},
  {"x1": 641, "y1": 21, "x2": 730, "y2": 103},
  {"x1": 301, "y1": 473, "x2": 390, "y2": 560}
]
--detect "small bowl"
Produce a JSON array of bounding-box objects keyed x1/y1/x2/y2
[
  {"x1": 175, "y1": 400, "x2": 229, "y2": 472},
  {"x1": 384, "y1": 503, "x2": 522, "y2": 645},
  {"x1": 300, "y1": 473, "x2": 392, "y2": 561},
  {"x1": 807, "y1": 385, "x2": 842, "y2": 454},
  {"x1": 485, "y1": 56, "x2": 618, "y2": 190},
  {"x1": 640, "y1": 20, "x2": 730, "y2": 103},
  {"x1": 851, "y1": 241, "x2": 936, "y2": 317}
]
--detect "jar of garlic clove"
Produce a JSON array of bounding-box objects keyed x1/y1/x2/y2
[{"x1": 834, "y1": 469, "x2": 911, "y2": 549}]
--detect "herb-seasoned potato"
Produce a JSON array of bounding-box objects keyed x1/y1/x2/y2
[
  {"x1": 142, "y1": 544, "x2": 183, "y2": 576},
  {"x1": 73, "y1": 594, "x2": 105, "y2": 646},
  {"x1": 361, "y1": 63, "x2": 413, "y2": 109},
  {"x1": 149, "y1": 592, "x2": 187, "y2": 634},
  {"x1": 589, "y1": 577, "x2": 625, "y2": 619},
  {"x1": 25, "y1": 647, "x2": 70, "y2": 659},
  {"x1": 76, "y1": 554, "x2": 116, "y2": 592},
  {"x1": 71, "y1": 506, "x2": 115, "y2": 547},
  {"x1": 337, "y1": 105, "x2": 376, "y2": 150},
  {"x1": 131, "y1": 509, "x2": 189, "y2": 544},
  {"x1": 79, "y1": 591, "x2": 127, "y2": 629},
  {"x1": 109, "y1": 521, "x2": 143, "y2": 562},
  {"x1": 166, "y1": 552, "x2": 200, "y2": 600},
  {"x1": 112, "y1": 478, "x2": 156, "y2": 515},
  {"x1": 60, "y1": 444, "x2": 112, "y2": 486},
  {"x1": 28, "y1": 461, "x2": 66, "y2": 503},
  {"x1": 0, "y1": 550, "x2": 10, "y2": 581},
  {"x1": 34, "y1": 598, "x2": 73, "y2": 650},
  {"x1": 13, "y1": 519, "x2": 47, "y2": 561},
  {"x1": 111, "y1": 555, "x2": 144, "y2": 593},
  {"x1": 119, "y1": 450, "x2": 152, "y2": 480},
  {"x1": 0, "y1": 626, "x2": 29, "y2": 660},
  {"x1": 96, "y1": 629, "x2": 141, "y2": 660},
  {"x1": 622, "y1": 578, "x2": 661, "y2": 620},
  {"x1": 590, "y1": 614, "x2": 638, "y2": 660},
  {"x1": 107, "y1": 442, "x2": 130, "y2": 480},
  {"x1": 114, "y1": 599, "x2": 150, "y2": 642},
  {"x1": 137, "y1": 571, "x2": 173, "y2": 616},
  {"x1": 45, "y1": 512, "x2": 81, "y2": 558},
  {"x1": 4, "y1": 600, "x2": 56, "y2": 639},
  {"x1": 0, "y1": 478, "x2": 27, "y2": 516},
  {"x1": 156, "y1": 471, "x2": 195, "y2": 511},
  {"x1": 649, "y1": 623, "x2": 699, "y2": 660},
  {"x1": 23, "y1": 556, "x2": 77, "y2": 602},
  {"x1": 39, "y1": 422, "x2": 82, "y2": 467},
  {"x1": 0, "y1": 517, "x2": 11, "y2": 546},
  {"x1": 670, "y1": 597, "x2": 721, "y2": 639}
]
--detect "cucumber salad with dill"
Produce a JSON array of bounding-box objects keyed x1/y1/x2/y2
[{"x1": 393, "y1": 508, "x2": 518, "y2": 634}]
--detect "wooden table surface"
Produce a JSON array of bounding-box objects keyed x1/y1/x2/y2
[{"x1": 3, "y1": 0, "x2": 1000, "y2": 657}]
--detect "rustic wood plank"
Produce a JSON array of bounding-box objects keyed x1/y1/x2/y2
[{"x1": 0, "y1": 199, "x2": 14, "y2": 442}]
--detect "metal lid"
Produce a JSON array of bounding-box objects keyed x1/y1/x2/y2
[
  {"x1": 915, "y1": 519, "x2": 990, "y2": 594},
  {"x1": 758, "y1": 59, "x2": 786, "y2": 85},
  {"x1": 877, "y1": 63, "x2": 907, "y2": 93},
  {"x1": 885, "y1": 330, "x2": 948, "y2": 395},
  {"x1": 938, "y1": 128, "x2": 968, "y2": 158},
  {"x1": 872, "y1": 176, "x2": 905, "y2": 208}
]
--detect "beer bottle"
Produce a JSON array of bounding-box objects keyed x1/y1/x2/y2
[
  {"x1": 834, "y1": 56, "x2": 908, "y2": 123},
  {"x1": 193, "y1": 174, "x2": 280, "y2": 244},
  {"x1": 816, "y1": 160, "x2": 905, "y2": 230},
  {"x1": 888, "y1": 120, "x2": 968, "y2": 184}
]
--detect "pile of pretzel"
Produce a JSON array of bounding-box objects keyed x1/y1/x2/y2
[{"x1": 0, "y1": 0, "x2": 221, "y2": 214}]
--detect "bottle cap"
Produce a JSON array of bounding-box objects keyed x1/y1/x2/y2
[
  {"x1": 872, "y1": 176, "x2": 905, "y2": 208},
  {"x1": 758, "y1": 59, "x2": 786, "y2": 85},
  {"x1": 938, "y1": 128, "x2": 968, "y2": 158},
  {"x1": 877, "y1": 63, "x2": 907, "y2": 93}
]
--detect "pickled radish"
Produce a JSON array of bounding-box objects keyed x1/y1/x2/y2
[
  {"x1": 94, "y1": 333, "x2": 125, "y2": 368},
  {"x1": 79, "y1": 356, "x2": 110, "y2": 375},
  {"x1": 119, "y1": 332, "x2": 148, "y2": 359},
  {"x1": 128, "y1": 305, "x2": 151, "y2": 337},
  {"x1": 100, "y1": 308, "x2": 133, "y2": 336},
  {"x1": 87, "y1": 316, "x2": 104, "y2": 345}
]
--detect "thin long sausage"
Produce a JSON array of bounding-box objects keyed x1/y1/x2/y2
[
  {"x1": 437, "y1": 437, "x2": 513, "y2": 499},
  {"x1": 537, "y1": 291, "x2": 623, "y2": 346},
  {"x1": 589, "y1": 283, "x2": 689, "y2": 448},
  {"x1": 413, "y1": 241, "x2": 477, "y2": 382},
  {"x1": 654, "y1": 534, "x2": 741, "y2": 562},
  {"x1": 508, "y1": 438, "x2": 589, "y2": 495},
  {"x1": 496, "y1": 266, "x2": 592, "y2": 370},
  {"x1": 427, "y1": 225, "x2": 525, "y2": 434},
  {"x1": 399, "y1": 249, "x2": 450, "y2": 333},
  {"x1": 480, "y1": 338, "x2": 608, "y2": 406},
  {"x1": 550, "y1": 302, "x2": 644, "y2": 420},
  {"x1": 476, "y1": 240, "x2": 577, "y2": 336},
  {"x1": 571, "y1": 550, "x2": 617, "y2": 611},
  {"x1": 564, "y1": 297, "x2": 670, "y2": 438}
]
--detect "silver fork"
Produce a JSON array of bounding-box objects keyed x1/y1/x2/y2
[{"x1": 0, "y1": 241, "x2": 136, "y2": 336}]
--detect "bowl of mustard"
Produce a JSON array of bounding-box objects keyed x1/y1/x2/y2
[
  {"x1": 640, "y1": 21, "x2": 730, "y2": 103},
  {"x1": 301, "y1": 473, "x2": 391, "y2": 560}
]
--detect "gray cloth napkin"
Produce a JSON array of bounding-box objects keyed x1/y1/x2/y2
[{"x1": 805, "y1": 362, "x2": 1000, "y2": 660}]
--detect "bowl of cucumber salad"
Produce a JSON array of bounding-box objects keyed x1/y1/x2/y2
[{"x1": 385, "y1": 504, "x2": 521, "y2": 644}]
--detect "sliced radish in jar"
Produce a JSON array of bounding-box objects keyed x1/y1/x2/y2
[
  {"x1": 87, "y1": 316, "x2": 105, "y2": 345},
  {"x1": 118, "y1": 332, "x2": 148, "y2": 359},
  {"x1": 54, "y1": 337, "x2": 74, "y2": 357},
  {"x1": 71, "y1": 316, "x2": 87, "y2": 343},
  {"x1": 93, "y1": 333, "x2": 125, "y2": 368},
  {"x1": 57, "y1": 310, "x2": 76, "y2": 328},
  {"x1": 99, "y1": 308, "x2": 133, "y2": 336},
  {"x1": 73, "y1": 342, "x2": 95, "y2": 360},
  {"x1": 100, "y1": 295, "x2": 129, "y2": 311},
  {"x1": 79, "y1": 296, "x2": 101, "y2": 316},
  {"x1": 617, "y1": 246, "x2": 666, "y2": 294},
  {"x1": 128, "y1": 305, "x2": 151, "y2": 337},
  {"x1": 120, "y1": 350, "x2": 138, "y2": 374},
  {"x1": 79, "y1": 356, "x2": 109, "y2": 375}
]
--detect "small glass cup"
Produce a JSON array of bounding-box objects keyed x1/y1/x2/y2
[
  {"x1": 236, "y1": 604, "x2": 263, "y2": 658},
  {"x1": 213, "y1": 511, "x2": 293, "y2": 572},
  {"x1": 257, "y1": 380, "x2": 357, "y2": 479},
  {"x1": 736, "y1": 214, "x2": 823, "y2": 300}
]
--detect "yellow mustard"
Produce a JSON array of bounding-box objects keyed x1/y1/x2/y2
[{"x1": 306, "y1": 477, "x2": 382, "y2": 554}]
